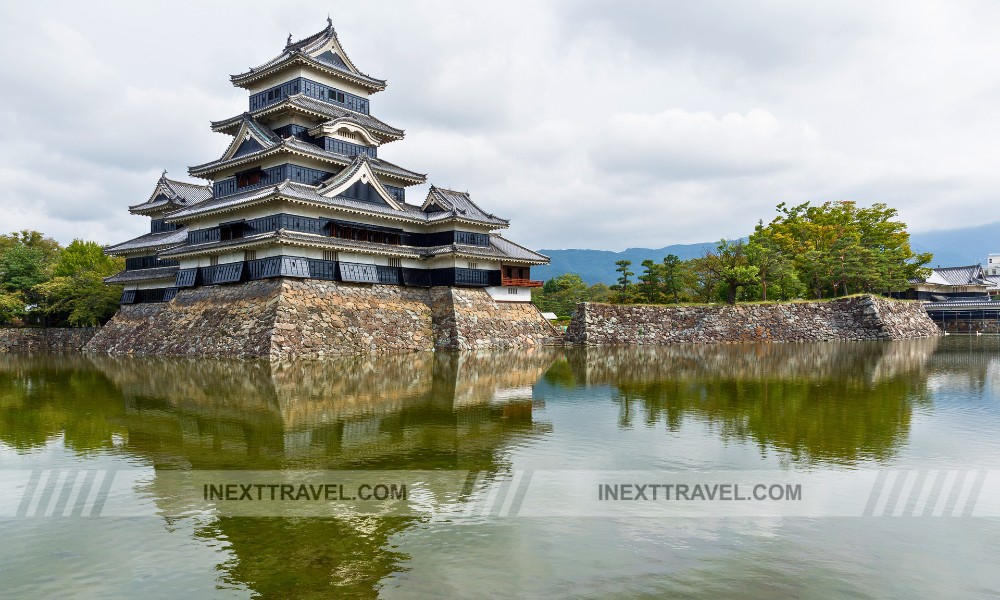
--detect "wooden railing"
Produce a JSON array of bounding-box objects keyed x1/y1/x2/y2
[{"x1": 502, "y1": 277, "x2": 543, "y2": 288}]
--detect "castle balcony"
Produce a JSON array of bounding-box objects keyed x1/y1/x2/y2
[{"x1": 501, "y1": 277, "x2": 543, "y2": 288}]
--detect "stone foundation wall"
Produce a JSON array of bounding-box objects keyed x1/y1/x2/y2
[
  {"x1": 564, "y1": 295, "x2": 941, "y2": 345},
  {"x1": 0, "y1": 327, "x2": 98, "y2": 353},
  {"x1": 432, "y1": 288, "x2": 559, "y2": 351},
  {"x1": 85, "y1": 278, "x2": 555, "y2": 358},
  {"x1": 85, "y1": 280, "x2": 280, "y2": 357},
  {"x1": 272, "y1": 280, "x2": 436, "y2": 358}
]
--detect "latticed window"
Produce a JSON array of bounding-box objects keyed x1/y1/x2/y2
[
  {"x1": 209, "y1": 256, "x2": 219, "y2": 267},
  {"x1": 387, "y1": 257, "x2": 401, "y2": 268},
  {"x1": 244, "y1": 250, "x2": 256, "y2": 261},
  {"x1": 323, "y1": 250, "x2": 337, "y2": 261}
]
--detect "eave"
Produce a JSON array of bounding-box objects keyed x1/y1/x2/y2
[
  {"x1": 188, "y1": 142, "x2": 425, "y2": 186},
  {"x1": 163, "y1": 188, "x2": 429, "y2": 226},
  {"x1": 230, "y1": 53, "x2": 386, "y2": 93},
  {"x1": 211, "y1": 99, "x2": 404, "y2": 143}
]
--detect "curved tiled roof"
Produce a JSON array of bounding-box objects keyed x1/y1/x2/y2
[
  {"x1": 230, "y1": 21, "x2": 386, "y2": 92},
  {"x1": 129, "y1": 175, "x2": 213, "y2": 214},
  {"x1": 104, "y1": 228, "x2": 189, "y2": 255},
  {"x1": 211, "y1": 95, "x2": 404, "y2": 141},
  {"x1": 189, "y1": 136, "x2": 425, "y2": 184},
  {"x1": 104, "y1": 266, "x2": 179, "y2": 284},
  {"x1": 423, "y1": 186, "x2": 508, "y2": 226}
]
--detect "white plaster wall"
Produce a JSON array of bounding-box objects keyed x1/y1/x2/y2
[{"x1": 485, "y1": 286, "x2": 533, "y2": 302}]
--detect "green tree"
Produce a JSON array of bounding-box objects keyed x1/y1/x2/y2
[
  {"x1": 638, "y1": 259, "x2": 664, "y2": 303},
  {"x1": 0, "y1": 244, "x2": 51, "y2": 297},
  {"x1": 698, "y1": 239, "x2": 759, "y2": 305},
  {"x1": 751, "y1": 201, "x2": 930, "y2": 299},
  {"x1": 535, "y1": 273, "x2": 590, "y2": 317},
  {"x1": 612, "y1": 260, "x2": 634, "y2": 303},
  {"x1": 34, "y1": 240, "x2": 123, "y2": 326},
  {"x1": 661, "y1": 254, "x2": 686, "y2": 303}
]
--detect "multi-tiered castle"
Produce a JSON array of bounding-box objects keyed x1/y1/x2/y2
[
  {"x1": 105, "y1": 18, "x2": 546, "y2": 304},
  {"x1": 91, "y1": 19, "x2": 554, "y2": 358}
]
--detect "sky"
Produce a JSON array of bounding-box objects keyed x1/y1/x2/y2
[{"x1": 1, "y1": 0, "x2": 999, "y2": 251}]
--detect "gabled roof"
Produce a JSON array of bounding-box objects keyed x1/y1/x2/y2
[
  {"x1": 423, "y1": 235, "x2": 549, "y2": 265},
  {"x1": 163, "y1": 180, "x2": 430, "y2": 224},
  {"x1": 421, "y1": 186, "x2": 509, "y2": 226},
  {"x1": 923, "y1": 264, "x2": 989, "y2": 287},
  {"x1": 104, "y1": 228, "x2": 189, "y2": 255},
  {"x1": 230, "y1": 19, "x2": 386, "y2": 92},
  {"x1": 189, "y1": 135, "x2": 426, "y2": 184},
  {"x1": 218, "y1": 114, "x2": 283, "y2": 161},
  {"x1": 316, "y1": 154, "x2": 405, "y2": 210},
  {"x1": 129, "y1": 173, "x2": 213, "y2": 215},
  {"x1": 211, "y1": 95, "x2": 404, "y2": 141}
]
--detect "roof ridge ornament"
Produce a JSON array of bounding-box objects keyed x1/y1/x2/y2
[{"x1": 286, "y1": 33, "x2": 293, "y2": 47}]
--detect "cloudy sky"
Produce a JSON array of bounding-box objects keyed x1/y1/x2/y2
[{"x1": 1, "y1": 1, "x2": 998, "y2": 251}]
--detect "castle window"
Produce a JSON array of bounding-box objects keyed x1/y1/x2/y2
[
  {"x1": 323, "y1": 250, "x2": 337, "y2": 261},
  {"x1": 236, "y1": 167, "x2": 263, "y2": 188},
  {"x1": 387, "y1": 257, "x2": 401, "y2": 268},
  {"x1": 467, "y1": 262, "x2": 479, "y2": 270},
  {"x1": 244, "y1": 250, "x2": 256, "y2": 261},
  {"x1": 209, "y1": 256, "x2": 219, "y2": 266}
]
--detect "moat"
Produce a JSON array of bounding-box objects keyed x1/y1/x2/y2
[{"x1": 2, "y1": 337, "x2": 999, "y2": 598}]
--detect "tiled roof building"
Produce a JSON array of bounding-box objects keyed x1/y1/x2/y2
[{"x1": 105, "y1": 19, "x2": 547, "y2": 305}]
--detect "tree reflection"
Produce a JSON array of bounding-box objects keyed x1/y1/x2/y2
[
  {"x1": 560, "y1": 339, "x2": 940, "y2": 464},
  {"x1": 0, "y1": 349, "x2": 556, "y2": 598}
]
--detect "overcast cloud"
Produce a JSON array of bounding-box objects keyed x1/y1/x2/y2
[{"x1": 1, "y1": 0, "x2": 998, "y2": 251}]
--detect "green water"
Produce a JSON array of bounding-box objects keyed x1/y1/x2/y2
[{"x1": 1, "y1": 338, "x2": 999, "y2": 598}]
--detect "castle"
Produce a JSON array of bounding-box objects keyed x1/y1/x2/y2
[{"x1": 89, "y1": 19, "x2": 554, "y2": 358}]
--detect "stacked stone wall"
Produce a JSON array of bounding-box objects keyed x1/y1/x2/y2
[
  {"x1": 85, "y1": 279, "x2": 554, "y2": 358},
  {"x1": 564, "y1": 295, "x2": 941, "y2": 345},
  {"x1": 0, "y1": 327, "x2": 98, "y2": 353},
  {"x1": 85, "y1": 280, "x2": 280, "y2": 357},
  {"x1": 271, "y1": 280, "x2": 435, "y2": 358}
]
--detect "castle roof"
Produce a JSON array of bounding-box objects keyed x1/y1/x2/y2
[
  {"x1": 104, "y1": 228, "x2": 189, "y2": 255},
  {"x1": 422, "y1": 186, "x2": 509, "y2": 226},
  {"x1": 211, "y1": 95, "x2": 405, "y2": 141},
  {"x1": 915, "y1": 264, "x2": 989, "y2": 286},
  {"x1": 230, "y1": 19, "x2": 386, "y2": 92},
  {"x1": 188, "y1": 134, "x2": 425, "y2": 184},
  {"x1": 163, "y1": 180, "x2": 505, "y2": 229},
  {"x1": 156, "y1": 228, "x2": 546, "y2": 265},
  {"x1": 104, "y1": 266, "x2": 179, "y2": 284},
  {"x1": 129, "y1": 174, "x2": 213, "y2": 215}
]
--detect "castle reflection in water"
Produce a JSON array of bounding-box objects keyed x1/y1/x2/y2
[{"x1": 4, "y1": 335, "x2": 991, "y2": 598}]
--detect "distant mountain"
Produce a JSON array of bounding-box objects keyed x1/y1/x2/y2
[
  {"x1": 533, "y1": 242, "x2": 723, "y2": 285},
  {"x1": 909, "y1": 223, "x2": 1000, "y2": 268},
  {"x1": 534, "y1": 223, "x2": 1000, "y2": 285}
]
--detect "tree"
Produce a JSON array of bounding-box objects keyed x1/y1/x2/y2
[
  {"x1": 745, "y1": 227, "x2": 802, "y2": 301},
  {"x1": 33, "y1": 240, "x2": 123, "y2": 326},
  {"x1": 0, "y1": 290, "x2": 24, "y2": 324},
  {"x1": 752, "y1": 201, "x2": 930, "y2": 299},
  {"x1": 661, "y1": 254, "x2": 685, "y2": 303},
  {"x1": 0, "y1": 244, "x2": 51, "y2": 299},
  {"x1": 638, "y1": 259, "x2": 664, "y2": 303},
  {"x1": 698, "y1": 239, "x2": 759, "y2": 305},
  {"x1": 613, "y1": 260, "x2": 634, "y2": 303},
  {"x1": 535, "y1": 273, "x2": 590, "y2": 317}
]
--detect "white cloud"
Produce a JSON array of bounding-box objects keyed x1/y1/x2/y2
[{"x1": 0, "y1": 0, "x2": 998, "y2": 251}]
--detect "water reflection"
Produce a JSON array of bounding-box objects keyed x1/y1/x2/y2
[
  {"x1": 550, "y1": 338, "x2": 941, "y2": 464},
  {"x1": 4, "y1": 336, "x2": 992, "y2": 598},
  {"x1": 0, "y1": 350, "x2": 557, "y2": 598}
]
